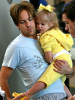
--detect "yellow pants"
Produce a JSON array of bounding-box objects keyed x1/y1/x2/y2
[{"x1": 38, "y1": 54, "x2": 72, "y2": 88}]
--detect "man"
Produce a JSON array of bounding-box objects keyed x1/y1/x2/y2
[
  {"x1": 0, "y1": 1, "x2": 67, "y2": 100},
  {"x1": 53, "y1": 1, "x2": 75, "y2": 100}
]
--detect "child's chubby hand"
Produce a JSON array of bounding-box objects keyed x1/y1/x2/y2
[
  {"x1": 22, "y1": 91, "x2": 32, "y2": 100},
  {"x1": 12, "y1": 92, "x2": 29, "y2": 100}
]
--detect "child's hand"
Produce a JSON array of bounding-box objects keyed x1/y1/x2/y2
[
  {"x1": 12, "y1": 92, "x2": 29, "y2": 100},
  {"x1": 21, "y1": 91, "x2": 32, "y2": 100}
]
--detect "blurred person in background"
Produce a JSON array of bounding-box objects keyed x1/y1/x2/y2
[{"x1": 53, "y1": 1, "x2": 75, "y2": 100}]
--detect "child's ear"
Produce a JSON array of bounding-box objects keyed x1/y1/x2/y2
[{"x1": 50, "y1": 21, "x2": 54, "y2": 27}]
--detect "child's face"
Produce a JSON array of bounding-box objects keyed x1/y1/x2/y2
[{"x1": 36, "y1": 17, "x2": 51, "y2": 34}]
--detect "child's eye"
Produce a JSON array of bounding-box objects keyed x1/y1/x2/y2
[{"x1": 41, "y1": 23, "x2": 45, "y2": 25}]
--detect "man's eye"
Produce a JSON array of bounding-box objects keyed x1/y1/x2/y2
[
  {"x1": 29, "y1": 17, "x2": 33, "y2": 21},
  {"x1": 20, "y1": 21, "x2": 25, "y2": 24}
]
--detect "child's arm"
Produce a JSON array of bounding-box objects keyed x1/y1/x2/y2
[
  {"x1": 64, "y1": 85, "x2": 72, "y2": 98},
  {"x1": 22, "y1": 81, "x2": 46, "y2": 99},
  {"x1": 45, "y1": 51, "x2": 53, "y2": 63}
]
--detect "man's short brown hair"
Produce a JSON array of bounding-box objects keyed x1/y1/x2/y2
[{"x1": 10, "y1": 1, "x2": 36, "y2": 25}]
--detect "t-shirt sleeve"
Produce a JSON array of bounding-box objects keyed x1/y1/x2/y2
[{"x1": 2, "y1": 44, "x2": 20, "y2": 69}]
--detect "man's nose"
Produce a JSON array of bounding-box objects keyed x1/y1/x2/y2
[{"x1": 26, "y1": 21, "x2": 30, "y2": 27}]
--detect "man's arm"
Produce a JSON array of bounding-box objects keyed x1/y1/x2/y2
[
  {"x1": 53, "y1": 59, "x2": 75, "y2": 77},
  {"x1": 0, "y1": 66, "x2": 13, "y2": 100}
]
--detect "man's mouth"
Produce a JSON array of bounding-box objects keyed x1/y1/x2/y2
[{"x1": 28, "y1": 28, "x2": 32, "y2": 31}]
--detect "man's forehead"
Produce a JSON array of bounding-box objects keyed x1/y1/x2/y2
[{"x1": 19, "y1": 10, "x2": 33, "y2": 19}]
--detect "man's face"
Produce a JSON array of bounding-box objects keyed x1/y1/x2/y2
[
  {"x1": 17, "y1": 10, "x2": 37, "y2": 39},
  {"x1": 62, "y1": 13, "x2": 75, "y2": 37}
]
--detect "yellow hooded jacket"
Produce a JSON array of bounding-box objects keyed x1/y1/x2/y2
[{"x1": 38, "y1": 28, "x2": 74, "y2": 88}]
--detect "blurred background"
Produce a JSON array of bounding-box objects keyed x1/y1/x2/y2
[{"x1": 0, "y1": 0, "x2": 75, "y2": 96}]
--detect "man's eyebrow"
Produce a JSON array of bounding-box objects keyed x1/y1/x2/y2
[
  {"x1": 20, "y1": 20, "x2": 25, "y2": 22},
  {"x1": 21, "y1": 20, "x2": 25, "y2": 21}
]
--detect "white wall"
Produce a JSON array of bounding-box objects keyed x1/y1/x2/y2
[{"x1": 0, "y1": 0, "x2": 26, "y2": 94}]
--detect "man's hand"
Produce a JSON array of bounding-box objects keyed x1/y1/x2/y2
[{"x1": 53, "y1": 59, "x2": 72, "y2": 75}]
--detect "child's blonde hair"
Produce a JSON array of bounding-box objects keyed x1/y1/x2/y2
[{"x1": 36, "y1": 7, "x2": 59, "y2": 29}]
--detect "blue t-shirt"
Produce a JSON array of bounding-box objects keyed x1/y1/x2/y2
[{"x1": 2, "y1": 34, "x2": 66, "y2": 99}]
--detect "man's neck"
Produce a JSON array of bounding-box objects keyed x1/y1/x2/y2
[{"x1": 21, "y1": 33, "x2": 37, "y2": 39}]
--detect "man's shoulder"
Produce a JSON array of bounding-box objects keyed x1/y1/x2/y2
[{"x1": 7, "y1": 35, "x2": 22, "y2": 50}]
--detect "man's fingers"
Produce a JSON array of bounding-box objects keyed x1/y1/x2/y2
[
  {"x1": 54, "y1": 59, "x2": 67, "y2": 67},
  {"x1": 54, "y1": 60, "x2": 62, "y2": 66},
  {"x1": 53, "y1": 64, "x2": 61, "y2": 70},
  {"x1": 53, "y1": 69, "x2": 62, "y2": 74},
  {"x1": 58, "y1": 60, "x2": 67, "y2": 63}
]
